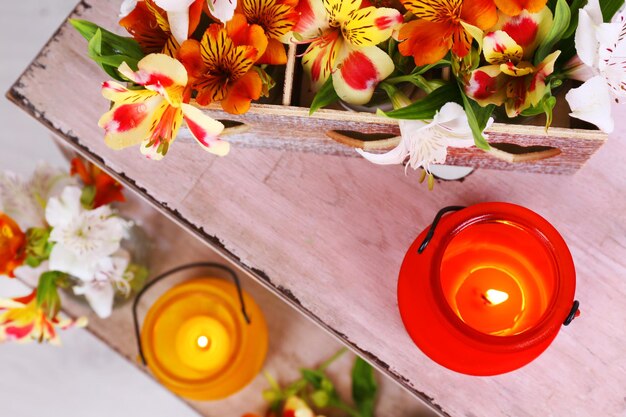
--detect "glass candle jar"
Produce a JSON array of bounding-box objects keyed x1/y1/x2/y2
[{"x1": 398, "y1": 203, "x2": 578, "y2": 375}]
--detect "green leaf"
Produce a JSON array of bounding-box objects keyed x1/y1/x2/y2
[
  {"x1": 70, "y1": 19, "x2": 144, "y2": 80},
  {"x1": 380, "y1": 83, "x2": 461, "y2": 120},
  {"x1": 460, "y1": 92, "x2": 493, "y2": 150},
  {"x1": 36, "y1": 271, "x2": 64, "y2": 318},
  {"x1": 562, "y1": 0, "x2": 587, "y2": 39},
  {"x1": 352, "y1": 357, "x2": 377, "y2": 417},
  {"x1": 70, "y1": 19, "x2": 144, "y2": 58},
  {"x1": 310, "y1": 77, "x2": 339, "y2": 115},
  {"x1": 601, "y1": 0, "x2": 625, "y2": 21},
  {"x1": 521, "y1": 95, "x2": 557, "y2": 129},
  {"x1": 534, "y1": 0, "x2": 571, "y2": 65}
]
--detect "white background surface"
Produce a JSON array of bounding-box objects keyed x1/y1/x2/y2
[{"x1": 0, "y1": 2, "x2": 199, "y2": 416}]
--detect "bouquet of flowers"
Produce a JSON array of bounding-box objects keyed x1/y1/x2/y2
[
  {"x1": 73, "y1": 0, "x2": 625, "y2": 180},
  {"x1": 0, "y1": 158, "x2": 148, "y2": 344}
]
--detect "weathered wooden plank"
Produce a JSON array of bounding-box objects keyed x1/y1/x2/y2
[{"x1": 7, "y1": 1, "x2": 626, "y2": 416}]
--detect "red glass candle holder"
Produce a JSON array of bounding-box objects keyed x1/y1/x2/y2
[{"x1": 398, "y1": 203, "x2": 579, "y2": 376}]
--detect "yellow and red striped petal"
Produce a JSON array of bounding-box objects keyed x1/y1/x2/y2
[
  {"x1": 500, "y1": 61, "x2": 534, "y2": 76},
  {"x1": 483, "y1": 30, "x2": 523, "y2": 64},
  {"x1": 101, "y1": 80, "x2": 160, "y2": 104},
  {"x1": 526, "y1": 50, "x2": 560, "y2": 107},
  {"x1": 398, "y1": 19, "x2": 453, "y2": 66},
  {"x1": 181, "y1": 103, "x2": 229, "y2": 156},
  {"x1": 99, "y1": 94, "x2": 165, "y2": 150},
  {"x1": 302, "y1": 30, "x2": 342, "y2": 90},
  {"x1": 461, "y1": 0, "x2": 498, "y2": 30},
  {"x1": 221, "y1": 70, "x2": 263, "y2": 114},
  {"x1": 466, "y1": 65, "x2": 507, "y2": 106},
  {"x1": 494, "y1": 0, "x2": 547, "y2": 16},
  {"x1": 293, "y1": 0, "x2": 329, "y2": 39},
  {"x1": 140, "y1": 103, "x2": 184, "y2": 160},
  {"x1": 343, "y1": 6, "x2": 403, "y2": 47},
  {"x1": 323, "y1": 0, "x2": 362, "y2": 25},
  {"x1": 333, "y1": 44, "x2": 395, "y2": 105},
  {"x1": 118, "y1": 54, "x2": 187, "y2": 107},
  {"x1": 493, "y1": 8, "x2": 552, "y2": 59}
]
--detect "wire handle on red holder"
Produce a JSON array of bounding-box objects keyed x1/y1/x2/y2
[
  {"x1": 132, "y1": 262, "x2": 251, "y2": 366},
  {"x1": 417, "y1": 205, "x2": 466, "y2": 254}
]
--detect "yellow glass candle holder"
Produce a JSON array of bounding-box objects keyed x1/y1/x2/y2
[{"x1": 133, "y1": 263, "x2": 268, "y2": 400}]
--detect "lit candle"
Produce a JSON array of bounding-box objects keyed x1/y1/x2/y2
[
  {"x1": 398, "y1": 203, "x2": 578, "y2": 375},
  {"x1": 140, "y1": 278, "x2": 268, "y2": 400}
]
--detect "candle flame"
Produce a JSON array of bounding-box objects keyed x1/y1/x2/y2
[
  {"x1": 197, "y1": 335, "x2": 210, "y2": 349},
  {"x1": 484, "y1": 289, "x2": 509, "y2": 306}
]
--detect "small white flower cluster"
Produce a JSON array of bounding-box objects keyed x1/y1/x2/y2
[{"x1": 1, "y1": 167, "x2": 132, "y2": 318}]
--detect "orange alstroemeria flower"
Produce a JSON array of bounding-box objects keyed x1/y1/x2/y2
[
  {"x1": 399, "y1": 0, "x2": 498, "y2": 66},
  {"x1": 237, "y1": 0, "x2": 300, "y2": 65},
  {"x1": 494, "y1": 0, "x2": 547, "y2": 16},
  {"x1": 0, "y1": 290, "x2": 87, "y2": 345},
  {"x1": 70, "y1": 158, "x2": 125, "y2": 209},
  {"x1": 0, "y1": 213, "x2": 26, "y2": 278},
  {"x1": 178, "y1": 23, "x2": 265, "y2": 114},
  {"x1": 120, "y1": 0, "x2": 204, "y2": 56}
]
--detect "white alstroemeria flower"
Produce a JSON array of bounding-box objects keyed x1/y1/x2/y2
[
  {"x1": 46, "y1": 186, "x2": 131, "y2": 282},
  {"x1": 73, "y1": 250, "x2": 131, "y2": 318},
  {"x1": 0, "y1": 164, "x2": 75, "y2": 230},
  {"x1": 154, "y1": 0, "x2": 196, "y2": 45},
  {"x1": 357, "y1": 102, "x2": 489, "y2": 174},
  {"x1": 119, "y1": 0, "x2": 138, "y2": 17},
  {"x1": 566, "y1": 0, "x2": 626, "y2": 132}
]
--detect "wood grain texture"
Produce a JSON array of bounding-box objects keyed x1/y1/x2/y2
[
  {"x1": 20, "y1": 141, "x2": 435, "y2": 417},
  {"x1": 7, "y1": 2, "x2": 626, "y2": 416}
]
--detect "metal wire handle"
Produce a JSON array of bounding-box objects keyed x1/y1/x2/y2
[
  {"x1": 417, "y1": 205, "x2": 466, "y2": 254},
  {"x1": 132, "y1": 262, "x2": 251, "y2": 366}
]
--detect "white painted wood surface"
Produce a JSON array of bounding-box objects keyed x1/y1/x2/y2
[{"x1": 7, "y1": 1, "x2": 626, "y2": 416}]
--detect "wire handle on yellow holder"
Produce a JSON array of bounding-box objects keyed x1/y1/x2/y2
[{"x1": 132, "y1": 262, "x2": 250, "y2": 366}]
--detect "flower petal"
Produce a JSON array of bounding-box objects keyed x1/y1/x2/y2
[
  {"x1": 526, "y1": 50, "x2": 560, "y2": 106},
  {"x1": 293, "y1": 0, "x2": 329, "y2": 39},
  {"x1": 402, "y1": 0, "x2": 461, "y2": 23},
  {"x1": 74, "y1": 280, "x2": 115, "y2": 319},
  {"x1": 566, "y1": 75, "x2": 614, "y2": 133},
  {"x1": 398, "y1": 19, "x2": 453, "y2": 66},
  {"x1": 494, "y1": 8, "x2": 552, "y2": 59},
  {"x1": 209, "y1": 0, "x2": 238, "y2": 22},
  {"x1": 302, "y1": 31, "x2": 342, "y2": 91},
  {"x1": 45, "y1": 186, "x2": 83, "y2": 227},
  {"x1": 257, "y1": 38, "x2": 287, "y2": 65},
  {"x1": 494, "y1": 0, "x2": 547, "y2": 16},
  {"x1": 466, "y1": 65, "x2": 507, "y2": 106},
  {"x1": 118, "y1": 54, "x2": 187, "y2": 106},
  {"x1": 323, "y1": 0, "x2": 361, "y2": 25},
  {"x1": 140, "y1": 103, "x2": 184, "y2": 160},
  {"x1": 181, "y1": 103, "x2": 229, "y2": 155},
  {"x1": 99, "y1": 95, "x2": 165, "y2": 150},
  {"x1": 221, "y1": 70, "x2": 263, "y2": 114},
  {"x1": 120, "y1": 1, "x2": 170, "y2": 54},
  {"x1": 226, "y1": 13, "x2": 269, "y2": 61},
  {"x1": 356, "y1": 141, "x2": 408, "y2": 165},
  {"x1": 343, "y1": 7, "x2": 403, "y2": 47},
  {"x1": 461, "y1": 0, "x2": 498, "y2": 30},
  {"x1": 332, "y1": 44, "x2": 395, "y2": 105},
  {"x1": 483, "y1": 30, "x2": 523, "y2": 65}
]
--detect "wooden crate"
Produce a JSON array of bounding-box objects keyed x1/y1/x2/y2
[{"x1": 190, "y1": 45, "x2": 607, "y2": 175}]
